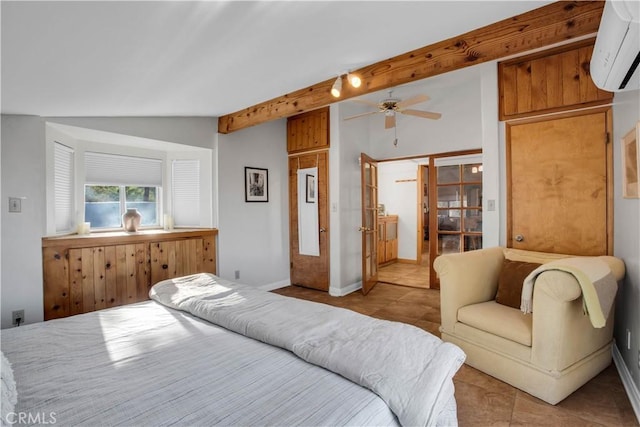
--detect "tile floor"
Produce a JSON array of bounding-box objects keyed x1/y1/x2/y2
[
  {"x1": 273, "y1": 283, "x2": 638, "y2": 427},
  {"x1": 377, "y1": 249, "x2": 430, "y2": 289}
]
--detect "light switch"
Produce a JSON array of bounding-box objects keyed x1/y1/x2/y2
[
  {"x1": 487, "y1": 199, "x2": 496, "y2": 211},
  {"x1": 9, "y1": 197, "x2": 21, "y2": 213}
]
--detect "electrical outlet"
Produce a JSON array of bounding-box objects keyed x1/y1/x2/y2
[
  {"x1": 234, "y1": 270, "x2": 240, "y2": 280},
  {"x1": 8, "y1": 197, "x2": 21, "y2": 213},
  {"x1": 12, "y1": 309, "x2": 24, "y2": 326}
]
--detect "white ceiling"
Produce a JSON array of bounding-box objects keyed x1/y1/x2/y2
[{"x1": 1, "y1": 1, "x2": 554, "y2": 118}]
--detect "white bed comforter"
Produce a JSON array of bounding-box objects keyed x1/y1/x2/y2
[
  {"x1": 3, "y1": 297, "x2": 400, "y2": 426},
  {"x1": 150, "y1": 273, "x2": 466, "y2": 427}
]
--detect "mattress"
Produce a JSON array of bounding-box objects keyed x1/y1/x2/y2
[{"x1": 1, "y1": 274, "x2": 464, "y2": 426}]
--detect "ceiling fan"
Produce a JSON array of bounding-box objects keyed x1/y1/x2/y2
[{"x1": 344, "y1": 91, "x2": 441, "y2": 129}]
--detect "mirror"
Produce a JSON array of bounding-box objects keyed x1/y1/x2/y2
[{"x1": 297, "y1": 167, "x2": 319, "y2": 256}]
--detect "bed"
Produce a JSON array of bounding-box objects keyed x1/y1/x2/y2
[{"x1": 1, "y1": 273, "x2": 465, "y2": 426}]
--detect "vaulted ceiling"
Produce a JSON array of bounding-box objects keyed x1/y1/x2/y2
[{"x1": 2, "y1": 1, "x2": 560, "y2": 120}]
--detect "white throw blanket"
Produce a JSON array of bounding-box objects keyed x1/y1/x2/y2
[
  {"x1": 1, "y1": 351, "x2": 17, "y2": 427},
  {"x1": 150, "y1": 273, "x2": 466, "y2": 427},
  {"x1": 521, "y1": 257, "x2": 618, "y2": 328}
]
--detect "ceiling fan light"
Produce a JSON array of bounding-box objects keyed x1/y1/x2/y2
[
  {"x1": 331, "y1": 76, "x2": 342, "y2": 98},
  {"x1": 347, "y1": 73, "x2": 361, "y2": 88}
]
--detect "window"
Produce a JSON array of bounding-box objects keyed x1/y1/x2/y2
[
  {"x1": 84, "y1": 152, "x2": 162, "y2": 230},
  {"x1": 46, "y1": 122, "x2": 213, "y2": 235},
  {"x1": 85, "y1": 185, "x2": 159, "y2": 229},
  {"x1": 54, "y1": 142, "x2": 74, "y2": 233},
  {"x1": 172, "y1": 159, "x2": 200, "y2": 226}
]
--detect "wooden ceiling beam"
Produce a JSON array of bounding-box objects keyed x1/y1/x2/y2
[{"x1": 218, "y1": 1, "x2": 604, "y2": 134}]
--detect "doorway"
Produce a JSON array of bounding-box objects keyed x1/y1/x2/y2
[
  {"x1": 364, "y1": 151, "x2": 484, "y2": 291},
  {"x1": 375, "y1": 158, "x2": 431, "y2": 289}
]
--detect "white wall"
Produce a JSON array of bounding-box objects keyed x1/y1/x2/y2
[
  {"x1": 367, "y1": 67, "x2": 484, "y2": 160},
  {"x1": 612, "y1": 89, "x2": 640, "y2": 391},
  {"x1": 0, "y1": 115, "x2": 217, "y2": 328},
  {"x1": 1, "y1": 115, "x2": 47, "y2": 329},
  {"x1": 331, "y1": 63, "x2": 501, "y2": 294},
  {"x1": 329, "y1": 103, "x2": 371, "y2": 295},
  {"x1": 216, "y1": 119, "x2": 290, "y2": 289},
  {"x1": 378, "y1": 161, "x2": 419, "y2": 261}
]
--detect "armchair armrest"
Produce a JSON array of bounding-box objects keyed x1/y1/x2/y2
[
  {"x1": 531, "y1": 255, "x2": 625, "y2": 371},
  {"x1": 434, "y1": 247, "x2": 505, "y2": 332}
]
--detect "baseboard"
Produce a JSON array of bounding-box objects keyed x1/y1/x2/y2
[
  {"x1": 259, "y1": 279, "x2": 291, "y2": 292},
  {"x1": 612, "y1": 344, "x2": 640, "y2": 423},
  {"x1": 329, "y1": 281, "x2": 361, "y2": 296},
  {"x1": 397, "y1": 258, "x2": 418, "y2": 264}
]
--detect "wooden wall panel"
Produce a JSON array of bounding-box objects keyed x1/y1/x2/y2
[
  {"x1": 499, "y1": 39, "x2": 612, "y2": 120},
  {"x1": 81, "y1": 248, "x2": 96, "y2": 313},
  {"x1": 114, "y1": 245, "x2": 128, "y2": 306},
  {"x1": 69, "y1": 249, "x2": 83, "y2": 315},
  {"x1": 43, "y1": 229, "x2": 217, "y2": 320},
  {"x1": 135, "y1": 243, "x2": 149, "y2": 302},
  {"x1": 125, "y1": 244, "x2": 138, "y2": 304},
  {"x1": 287, "y1": 108, "x2": 329, "y2": 154},
  {"x1": 561, "y1": 49, "x2": 581, "y2": 106},
  {"x1": 203, "y1": 234, "x2": 217, "y2": 274},
  {"x1": 93, "y1": 247, "x2": 107, "y2": 310},
  {"x1": 42, "y1": 247, "x2": 70, "y2": 320},
  {"x1": 103, "y1": 246, "x2": 117, "y2": 308}
]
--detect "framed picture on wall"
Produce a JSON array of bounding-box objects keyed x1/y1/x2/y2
[
  {"x1": 245, "y1": 167, "x2": 269, "y2": 202},
  {"x1": 306, "y1": 174, "x2": 316, "y2": 203},
  {"x1": 622, "y1": 121, "x2": 640, "y2": 199}
]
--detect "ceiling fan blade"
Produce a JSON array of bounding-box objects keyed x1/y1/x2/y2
[
  {"x1": 396, "y1": 94, "x2": 429, "y2": 109},
  {"x1": 350, "y1": 98, "x2": 381, "y2": 108},
  {"x1": 401, "y1": 109, "x2": 442, "y2": 120},
  {"x1": 385, "y1": 114, "x2": 396, "y2": 129},
  {"x1": 343, "y1": 110, "x2": 379, "y2": 121}
]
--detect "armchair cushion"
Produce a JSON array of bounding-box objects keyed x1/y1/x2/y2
[
  {"x1": 458, "y1": 301, "x2": 532, "y2": 346},
  {"x1": 495, "y1": 259, "x2": 541, "y2": 309}
]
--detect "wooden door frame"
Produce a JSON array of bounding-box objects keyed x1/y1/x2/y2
[
  {"x1": 416, "y1": 164, "x2": 430, "y2": 266},
  {"x1": 505, "y1": 107, "x2": 613, "y2": 255},
  {"x1": 416, "y1": 165, "x2": 424, "y2": 266}
]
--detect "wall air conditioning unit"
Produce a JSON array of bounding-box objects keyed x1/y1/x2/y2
[{"x1": 590, "y1": 0, "x2": 640, "y2": 92}]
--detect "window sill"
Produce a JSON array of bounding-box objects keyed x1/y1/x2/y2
[{"x1": 42, "y1": 228, "x2": 218, "y2": 248}]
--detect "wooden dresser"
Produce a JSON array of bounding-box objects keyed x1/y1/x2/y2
[
  {"x1": 377, "y1": 215, "x2": 398, "y2": 266},
  {"x1": 42, "y1": 228, "x2": 217, "y2": 320}
]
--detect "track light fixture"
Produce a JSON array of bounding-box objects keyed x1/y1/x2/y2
[
  {"x1": 331, "y1": 76, "x2": 342, "y2": 98},
  {"x1": 347, "y1": 72, "x2": 361, "y2": 88},
  {"x1": 330, "y1": 71, "x2": 362, "y2": 97}
]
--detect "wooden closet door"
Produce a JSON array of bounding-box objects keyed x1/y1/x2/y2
[
  {"x1": 289, "y1": 151, "x2": 329, "y2": 291},
  {"x1": 507, "y1": 109, "x2": 612, "y2": 255}
]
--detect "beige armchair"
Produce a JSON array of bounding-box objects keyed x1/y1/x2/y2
[{"x1": 433, "y1": 247, "x2": 625, "y2": 404}]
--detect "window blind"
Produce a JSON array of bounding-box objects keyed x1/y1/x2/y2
[
  {"x1": 85, "y1": 152, "x2": 162, "y2": 186},
  {"x1": 54, "y1": 142, "x2": 74, "y2": 232},
  {"x1": 172, "y1": 159, "x2": 200, "y2": 226}
]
